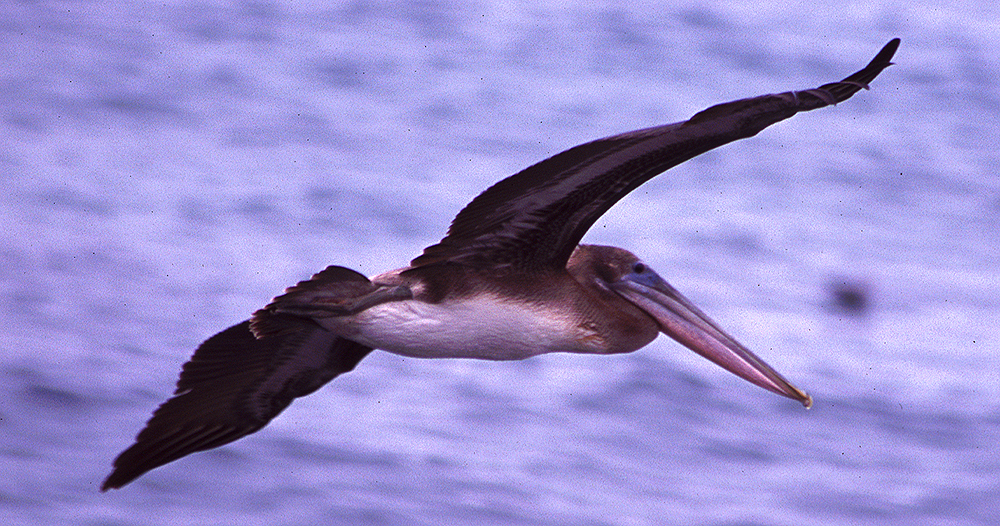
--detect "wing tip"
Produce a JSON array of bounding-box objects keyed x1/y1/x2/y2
[
  {"x1": 100, "y1": 473, "x2": 126, "y2": 492},
  {"x1": 861, "y1": 37, "x2": 901, "y2": 81},
  {"x1": 797, "y1": 37, "x2": 899, "y2": 107},
  {"x1": 878, "y1": 37, "x2": 902, "y2": 63},
  {"x1": 101, "y1": 422, "x2": 253, "y2": 491},
  {"x1": 101, "y1": 464, "x2": 145, "y2": 492}
]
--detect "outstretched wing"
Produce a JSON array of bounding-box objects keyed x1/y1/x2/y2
[
  {"x1": 101, "y1": 319, "x2": 373, "y2": 490},
  {"x1": 410, "y1": 38, "x2": 899, "y2": 272}
]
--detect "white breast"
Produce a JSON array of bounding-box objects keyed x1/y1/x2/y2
[{"x1": 320, "y1": 294, "x2": 602, "y2": 360}]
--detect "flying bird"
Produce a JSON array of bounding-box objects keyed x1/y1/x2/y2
[{"x1": 102, "y1": 38, "x2": 899, "y2": 491}]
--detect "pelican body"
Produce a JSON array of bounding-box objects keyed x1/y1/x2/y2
[
  {"x1": 102, "y1": 39, "x2": 899, "y2": 491},
  {"x1": 278, "y1": 248, "x2": 661, "y2": 361}
]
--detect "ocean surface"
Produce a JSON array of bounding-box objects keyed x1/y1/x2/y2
[{"x1": 2, "y1": 1, "x2": 998, "y2": 525}]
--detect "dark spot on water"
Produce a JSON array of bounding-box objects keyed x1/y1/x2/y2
[
  {"x1": 597, "y1": 8, "x2": 652, "y2": 48},
  {"x1": 398, "y1": 0, "x2": 461, "y2": 40},
  {"x1": 676, "y1": 7, "x2": 729, "y2": 29},
  {"x1": 5, "y1": 111, "x2": 48, "y2": 132},
  {"x1": 230, "y1": 196, "x2": 282, "y2": 222},
  {"x1": 95, "y1": 94, "x2": 191, "y2": 124},
  {"x1": 827, "y1": 277, "x2": 872, "y2": 315},
  {"x1": 178, "y1": 197, "x2": 217, "y2": 225},
  {"x1": 23, "y1": 384, "x2": 86, "y2": 411},
  {"x1": 310, "y1": 56, "x2": 370, "y2": 89},
  {"x1": 418, "y1": 98, "x2": 464, "y2": 124},
  {"x1": 203, "y1": 65, "x2": 255, "y2": 98}
]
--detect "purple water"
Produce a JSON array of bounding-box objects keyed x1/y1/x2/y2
[{"x1": 3, "y1": 1, "x2": 998, "y2": 524}]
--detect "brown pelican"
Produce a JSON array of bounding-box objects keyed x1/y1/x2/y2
[{"x1": 101, "y1": 38, "x2": 898, "y2": 491}]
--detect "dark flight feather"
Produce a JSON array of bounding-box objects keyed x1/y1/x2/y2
[
  {"x1": 410, "y1": 39, "x2": 899, "y2": 272},
  {"x1": 101, "y1": 319, "x2": 372, "y2": 490}
]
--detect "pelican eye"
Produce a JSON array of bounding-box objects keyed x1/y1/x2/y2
[{"x1": 632, "y1": 262, "x2": 646, "y2": 274}]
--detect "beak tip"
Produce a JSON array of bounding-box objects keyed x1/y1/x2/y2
[{"x1": 800, "y1": 392, "x2": 814, "y2": 409}]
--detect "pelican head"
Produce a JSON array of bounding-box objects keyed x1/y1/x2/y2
[{"x1": 574, "y1": 245, "x2": 812, "y2": 407}]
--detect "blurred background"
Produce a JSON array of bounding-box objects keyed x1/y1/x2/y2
[{"x1": 2, "y1": 1, "x2": 998, "y2": 525}]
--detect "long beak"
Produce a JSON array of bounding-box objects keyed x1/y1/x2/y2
[{"x1": 612, "y1": 273, "x2": 812, "y2": 408}]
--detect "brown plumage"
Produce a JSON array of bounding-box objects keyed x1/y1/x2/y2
[{"x1": 102, "y1": 39, "x2": 898, "y2": 491}]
